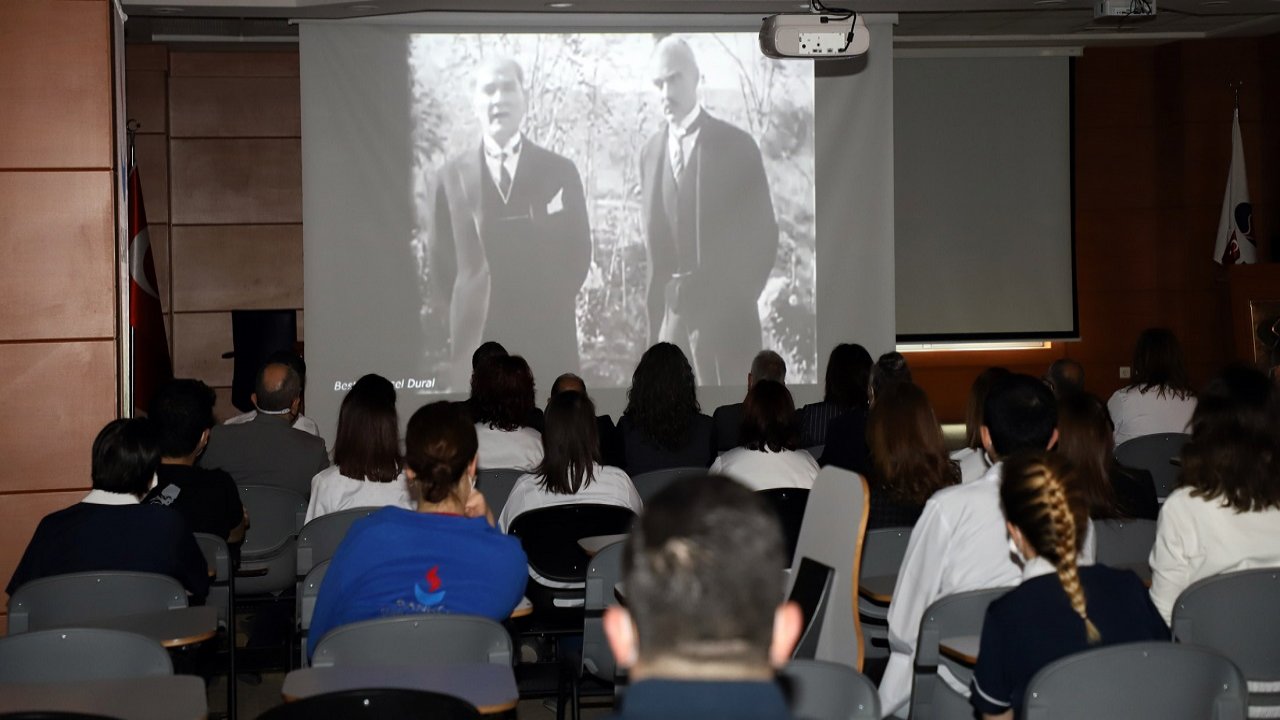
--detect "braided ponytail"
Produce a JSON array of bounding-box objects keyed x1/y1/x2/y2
[{"x1": 1001, "y1": 452, "x2": 1101, "y2": 645}]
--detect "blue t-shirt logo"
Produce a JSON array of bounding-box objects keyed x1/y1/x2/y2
[{"x1": 413, "y1": 565, "x2": 446, "y2": 608}]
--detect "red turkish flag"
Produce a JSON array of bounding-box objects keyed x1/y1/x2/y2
[{"x1": 128, "y1": 165, "x2": 172, "y2": 414}]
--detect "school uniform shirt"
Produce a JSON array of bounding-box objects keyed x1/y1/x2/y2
[
  {"x1": 950, "y1": 446, "x2": 991, "y2": 484},
  {"x1": 607, "y1": 678, "x2": 793, "y2": 720},
  {"x1": 225, "y1": 410, "x2": 320, "y2": 436},
  {"x1": 1148, "y1": 486, "x2": 1280, "y2": 623},
  {"x1": 971, "y1": 559, "x2": 1169, "y2": 719},
  {"x1": 709, "y1": 447, "x2": 819, "y2": 492},
  {"x1": 1106, "y1": 386, "x2": 1196, "y2": 446},
  {"x1": 475, "y1": 423, "x2": 544, "y2": 472},
  {"x1": 498, "y1": 464, "x2": 642, "y2": 532},
  {"x1": 307, "y1": 507, "x2": 527, "y2": 660},
  {"x1": 145, "y1": 463, "x2": 244, "y2": 540},
  {"x1": 878, "y1": 462, "x2": 1097, "y2": 719},
  {"x1": 304, "y1": 466, "x2": 415, "y2": 525}
]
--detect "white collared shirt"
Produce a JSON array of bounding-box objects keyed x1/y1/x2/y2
[
  {"x1": 225, "y1": 410, "x2": 320, "y2": 436},
  {"x1": 498, "y1": 464, "x2": 642, "y2": 533},
  {"x1": 1106, "y1": 386, "x2": 1196, "y2": 446},
  {"x1": 304, "y1": 466, "x2": 415, "y2": 525},
  {"x1": 950, "y1": 446, "x2": 992, "y2": 484},
  {"x1": 82, "y1": 489, "x2": 141, "y2": 506},
  {"x1": 667, "y1": 106, "x2": 704, "y2": 180},
  {"x1": 475, "y1": 423, "x2": 543, "y2": 473},
  {"x1": 482, "y1": 132, "x2": 523, "y2": 201},
  {"x1": 709, "y1": 447, "x2": 819, "y2": 492},
  {"x1": 877, "y1": 461, "x2": 1097, "y2": 718}
]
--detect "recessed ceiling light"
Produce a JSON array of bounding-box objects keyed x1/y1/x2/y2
[
  {"x1": 153, "y1": 6, "x2": 184, "y2": 13},
  {"x1": 1033, "y1": 0, "x2": 1066, "y2": 4},
  {"x1": 350, "y1": 3, "x2": 379, "y2": 9},
  {"x1": 547, "y1": 1, "x2": 574, "y2": 6},
  {"x1": 1201, "y1": 0, "x2": 1229, "y2": 4}
]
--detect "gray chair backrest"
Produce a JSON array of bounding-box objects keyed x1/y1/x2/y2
[
  {"x1": 311, "y1": 614, "x2": 513, "y2": 668},
  {"x1": 784, "y1": 466, "x2": 869, "y2": 670},
  {"x1": 7, "y1": 571, "x2": 188, "y2": 634},
  {"x1": 296, "y1": 507, "x2": 377, "y2": 576},
  {"x1": 1114, "y1": 432, "x2": 1189, "y2": 499},
  {"x1": 582, "y1": 540, "x2": 626, "y2": 682},
  {"x1": 1173, "y1": 568, "x2": 1280, "y2": 716},
  {"x1": 857, "y1": 527, "x2": 912, "y2": 660},
  {"x1": 0, "y1": 628, "x2": 173, "y2": 683},
  {"x1": 911, "y1": 586, "x2": 1009, "y2": 720},
  {"x1": 781, "y1": 659, "x2": 880, "y2": 720},
  {"x1": 296, "y1": 560, "x2": 331, "y2": 668},
  {"x1": 1093, "y1": 519, "x2": 1157, "y2": 582},
  {"x1": 477, "y1": 469, "x2": 524, "y2": 518},
  {"x1": 238, "y1": 484, "x2": 306, "y2": 595},
  {"x1": 630, "y1": 467, "x2": 707, "y2": 504},
  {"x1": 1023, "y1": 642, "x2": 1247, "y2": 720},
  {"x1": 194, "y1": 532, "x2": 232, "y2": 629}
]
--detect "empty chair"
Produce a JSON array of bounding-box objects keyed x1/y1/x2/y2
[
  {"x1": 310, "y1": 614, "x2": 512, "y2": 668},
  {"x1": 1114, "y1": 432, "x2": 1189, "y2": 499},
  {"x1": 237, "y1": 484, "x2": 306, "y2": 596},
  {"x1": 194, "y1": 533, "x2": 232, "y2": 627},
  {"x1": 295, "y1": 560, "x2": 331, "y2": 667},
  {"x1": 7, "y1": 571, "x2": 187, "y2": 634},
  {"x1": 1022, "y1": 642, "x2": 1246, "y2": 720},
  {"x1": 857, "y1": 527, "x2": 912, "y2": 660},
  {"x1": 476, "y1": 469, "x2": 524, "y2": 518},
  {"x1": 1172, "y1": 568, "x2": 1280, "y2": 717},
  {"x1": 1093, "y1": 518, "x2": 1157, "y2": 583},
  {"x1": 256, "y1": 688, "x2": 480, "y2": 720},
  {"x1": 784, "y1": 466, "x2": 869, "y2": 669},
  {"x1": 758, "y1": 488, "x2": 811, "y2": 567},
  {"x1": 779, "y1": 659, "x2": 879, "y2": 720},
  {"x1": 295, "y1": 507, "x2": 377, "y2": 578},
  {"x1": 0, "y1": 628, "x2": 172, "y2": 684},
  {"x1": 581, "y1": 540, "x2": 625, "y2": 686},
  {"x1": 910, "y1": 587, "x2": 1009, "y2": 720},
  {"x1": 629, "y1": 467, "x2": 706, "y2": 505}
]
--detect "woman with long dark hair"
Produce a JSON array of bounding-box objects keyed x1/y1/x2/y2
[
  {"x1": 471, "y1": 354, "x2": 543, "y2": 471},
  {"x1": 1107, "y1": 328, "x2": 1197, "y2": 445},
  {"x1": 1054, "y1": 391, "x2": 1158, "y2": 521},
  {"x1": 617, "y1": 343, "x2": 715, "y2": 475},
  {"x1": 307, "y1": 401, "x2": 527, "y2": 660},
  {"x1": 865, "y1": 382, "x2": 960, "y2": 528},
  {"x1": 797, "y1": 343, "x2": 873, "y2": 448},
  {"x1": 499, "y1": 390, "x2": 641, "y2": 530},
  {"x1": 305, "y1": 374, "x2": 411, "y2": 523},
  {"x1": 951, "y1": 367, "x2": 1011, "y2": 483},
  {"x1": 710, "y1": 380, "x2": 819, "y2": 491}
]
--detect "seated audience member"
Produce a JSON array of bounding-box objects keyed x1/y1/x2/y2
[
  {"x1": 8, "y1": 419, "x2": 210, "y2": 602},
  {"x1": 550, "y1": 372, "x2": 622, "y2": 466},
  {"x1": 617, "y1": 343, "x2": 716, "y2": 475},
  {"x1": 971, "y1": 453, "x2": 1168, "y2": 720},
  {"x1": 1107, "y1": 328, "x2": 1197, "y2": 445},
  {"x1": 470, "y1": 340, "x2": 544, "y2": 432},
  {"x1": 1148, "y1": 365, "x2": 1280, "y2": 623},
  {"x1": 1043, "y1": 358, "x2": 1085, "y2": 398},
  {"x1": 798, "y1": 343, "x2": 873, "y2": 448},
  {"x1": 145, "y1": 379, "x2": 247, "y2": 548},
  {"x1": 307, "y1": 401, "x2": 527, "y2": 658},
  {"x1": 951, "y1": 367, "x2": 1011, "y2": 483},
  {"x1": 224, "y1": 350, "x2": 320, "y2": 435},
  {"x1": 712, "y1": 350, "x2": 786, "y2": 452},
  {"x1": 305, "y1": 374, "x2": 412, "y2": 524},
  {"x1": 879, "y1": 373, "x2": 1094, "y2": 719},
  {"x1": 1055, "y1": 390, "x2": 1158, "y2": 521},
  {"x1": 821, "y1": 350, "x2": 912, "y2": 475},
  {"x1": 868, "y1": 351, "x2": 912, "y2": 406},
  {"x1": 200, "y1": 360, "x2": 329, "y2": 497},
  {"x1": 471, "y1": 354, "x2": 543, "y2": 471},
  {"x1": 603, "y1": 475, "x2": 802, "y2": 720},
  {"x1": 500, "y1": 390, "x2": 642, "y2": 531},
  {"x1": 710, "y1": 381, "x2": 818, "y2": 492},
  {"x1": 865, "y1": 382, "x2": 960, "y2": 529}
]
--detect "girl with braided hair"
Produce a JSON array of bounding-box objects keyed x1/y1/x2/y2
[{"x1": 970, "y1": 452, "x2": 1168, "y2": 720}]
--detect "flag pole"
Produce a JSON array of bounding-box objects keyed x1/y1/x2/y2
[{"x1": 1228, "y1": 80, "x2": 1242, "y2": 114}]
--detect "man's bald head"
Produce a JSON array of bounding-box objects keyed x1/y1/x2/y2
[
  {"x1": 551, "y1": 372, "x2": 587, "y2": 398},
  {"x1": 473, "y1": 56, "x2": 528, "y2": 147},
  {"x1": 650, "y1": 36, "x2": 700, "y2": 124},
  {"x1": 254, "y1": 362, "x2": 302, "y2": 413}
]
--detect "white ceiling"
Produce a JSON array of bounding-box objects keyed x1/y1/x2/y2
[{"x1": 123, "y1": 0, "x2": 1280, "y2": 44}]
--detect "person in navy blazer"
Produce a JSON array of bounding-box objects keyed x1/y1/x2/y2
[
  {"x1": 428, "y1": 56, "x2": 591, "y2": 391},
  {"x1": 640, "y1": 37, "x2": 779, "y2": 386}
]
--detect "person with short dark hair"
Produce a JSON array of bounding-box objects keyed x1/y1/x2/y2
[
  {"x1": 879, "y1": 374, "x2": 1094, "y2": 718},
  {"x1": 603, "y1": 474, "x2": 801, "y2": 720},
  {"x1": 471, "y1": 354, "x2": 543, "y2": 471},
  {"x1": 224, "y1": 350, "x2": 320, "y2": 435},
  {"x1": 468, "y1": 341, "x2": 545, "y2": 432},
  {"x1": 144, "y1": 379, "x2": 247, "y2": 548},
  {"x1": 617, "y1": 343, "x2": 716, "y2": 475},
  {"x1": 952, "y1": 367, "x2": 1012, "y2": 483},
  {"x1": 797, "y1": 343, "x2": 873, "y2": 448},
  {"x1": 307, "y1": 401, "x2": 527, "y2": 660},
  {"x1": 499, "y1": 391, "x2": 641, "y2": 533},
  {"x1": 821, "y1": 348, "x2": 907, "y2": 475},
  {"x1": 710, "y1": 381, "x2": 817, "y2": 492},
  {"x1": 1107, "y1": 328, "x2": 1197, "y2": 445},
  {"x1": 305, "y1": 374, "x2": 413, "y2": 524},
  {"x1": 8, "y1": 419, "x2": 210, "y2": 601},
  {"x1": 1043, "y1": 358, "x2": 1084, "y2": 398},
  {"x1": 712, "y1": 350, "x2": 786, "y2": 452},
  {"x1": 865, "y1": 382, "x2": 960, "y2": 529},
  {"x1": 869, "y1": 351, "x2": 912, "y2": 407},
  {"x1": 1054, "y1": 391, "x2": 1157, "y2": 521},
  {"x1": 1148, "y1": 365, "x2": 1280, "y2": 623}
]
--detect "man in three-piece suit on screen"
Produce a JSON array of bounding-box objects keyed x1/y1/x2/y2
[
  {"x1": 428, "y1": 57, "x2": 591, "y2": 391},
  {"x1": 640, "y1": 36, "x2": 780, "y2": 386}
]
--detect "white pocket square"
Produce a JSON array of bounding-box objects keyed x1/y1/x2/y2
[{"x1": 546, "y1": 188, "x2": 564, "y2": 215}]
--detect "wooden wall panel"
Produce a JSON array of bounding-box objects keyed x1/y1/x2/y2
[
  {"x1": 0, "y1": 2, "x2": 112, "y2": 170},
  {"x1": 0, "y1": 341, "x2": 116, "y2": 493},
  {"x1": 169, "y1": 77, "x2": 301, "y2": 138},
  {"x1": 169, "y1": 139, "x2": 302, "y2": 225},
  {"x1": 172, "y1": 312, "x2": 234, "y2": 387},
  {"x1": 150, "y1": 225, "x2": 171, "y2": 315},
  {"x1": 133, "y1": 133, "x2": 170, "y2": 224},
  {"x1": 169, "y1": 51, "x2": 299, "y2": 78},
  {"x1": 170, "y1": 225, "x2": 304, "y2": 311},
  {"x1": 0, "y1": 171, "x2": 115, "y2": 341},
  {"x1": 0, "y1": 491, "x2": 88, "y2": 604},
  {"x1": 125, "y1": 70, "x2": 167, "y2": 135}
]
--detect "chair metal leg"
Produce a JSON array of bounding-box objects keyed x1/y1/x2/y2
[{"x1": 227, "y1": 572, "x2": 237, "y2": 720}]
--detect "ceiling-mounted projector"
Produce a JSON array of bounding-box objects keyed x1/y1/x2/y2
[{"x1": 760, "y1": 12, "x2": 870, "y2": 59}]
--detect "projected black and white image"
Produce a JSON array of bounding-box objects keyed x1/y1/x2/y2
[{"x1": 409, "y1": 32, "x2": 816, "y2": 392}]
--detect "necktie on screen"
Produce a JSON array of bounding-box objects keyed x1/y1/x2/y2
[
  {"x1": 498, "y1": 152, "x2": 513, "y2": 198},
  {"x1": 672, "y1": 141, "x2": 685, "y2": 180}
]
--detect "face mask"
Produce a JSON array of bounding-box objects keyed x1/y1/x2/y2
[{"x1": 1008, "y1": 536, "x2": 1027, "y2": 565}]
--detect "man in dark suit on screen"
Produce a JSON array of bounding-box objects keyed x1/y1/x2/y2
[
  {"x1": 640, "y1": 36, "x2": 779, "y2": 386},
  {"x1": 428, "y1": 57, "x2": 591, "y2": 391}
]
